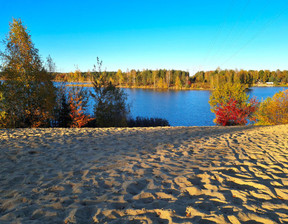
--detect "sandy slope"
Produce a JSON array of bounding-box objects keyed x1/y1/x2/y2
[{"x1": 0, "y1": 125, "x2": 287, "y2": 224}]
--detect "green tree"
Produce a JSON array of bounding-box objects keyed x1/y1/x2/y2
[
  {"x1": 0, "y1": 18, "x2": 56, "y2": 127},
  {"x1": 52, "y1": 84, "x2": 72, "y2": 127},
  {"x1": 57, "y1": 92, "x2": 72, "y2": 127},
  {"x1": 91, "y1": 58, "x2": 129, "y2": 127}
]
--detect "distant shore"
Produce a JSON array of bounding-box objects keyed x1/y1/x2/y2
[
  {"x1": 1, "y1": 79, "x2": 287, "y2": 90},
  {"x1": 61, "y1": 81, "x2": 288, "y2": 90},
  {"x1": 1, "y1": 125, "x2": 288, "y2": 223}
]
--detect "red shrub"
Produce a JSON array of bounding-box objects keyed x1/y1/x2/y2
[
  {"x1": 69, "y1": 93, "x2": 94, "y2": 128},
  {"x1": 214, "y1": 98, "x2": 258, "y2": 126}
]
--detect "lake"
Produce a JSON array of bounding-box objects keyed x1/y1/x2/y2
[{"x1": 81, "y1": 86, "x2": 287, "y2": 126}]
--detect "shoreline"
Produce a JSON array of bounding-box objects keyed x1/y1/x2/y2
[
  {"x1": 2, "y1": 79, "x2": 288, "y2": 90},
  {"x1": 57, "y1": 81, "x2": 288, "y2": 90},
  {"x1": 1, "y1": 125, "x2": 288, "y2": 223}
]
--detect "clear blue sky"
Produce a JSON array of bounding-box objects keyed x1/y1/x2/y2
[{"x1": 1, "y1": 0, "x2": 287, "y2": 74}]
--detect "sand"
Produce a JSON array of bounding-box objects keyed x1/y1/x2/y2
[{"x1": 0, "y1": 125, "x2": 287, "y2": 224}]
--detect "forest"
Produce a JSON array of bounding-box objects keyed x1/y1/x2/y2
[
  {"x1": 192, "y1": 69, "x2": 288, "y2": 88},
  {"x1": 53, "y1": 68, "x2": 288, "y2": 89},
  {"x1": 53, "y1": 69, "x2": 190, "y2": 89}
]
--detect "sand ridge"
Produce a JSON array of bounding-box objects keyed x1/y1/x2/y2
[{"x1": 0, "y1": 125, "x2": 287, "y2": 223}]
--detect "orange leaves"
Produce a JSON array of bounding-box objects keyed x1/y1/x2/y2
[
  {"x1": 69, "y1": 91, "x2": 94, "y2": 128},
  {"x1": 23, "y1": 107, "x2": 50, "y2": 128}
]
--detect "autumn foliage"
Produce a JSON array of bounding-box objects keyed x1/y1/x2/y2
[
  {"x1": 0, "y1": 18, "x2": 55, "y2": 128},
  {"x1": 255, "y1": 90, "x2": 288, "y2": 125},
  {"x1": 209, "y1": 83, "x2": 259, "y2": 126},
  {"x1": 214, "y1": 98, "x2": 258, "y2": 126},
  {"x1": 69, "y1": 92, "x2": 94, "y2": 128}
]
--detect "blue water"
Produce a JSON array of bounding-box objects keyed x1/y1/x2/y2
[
  {"x1": 64, "y1": 84, "x2": 288, "y2": 126},
  {"x1": 248, "y1": 86, "x2": 288, "y2": 101},
  {"x1": 124, "y1": 89, "x2": 213, "y2": 126}
]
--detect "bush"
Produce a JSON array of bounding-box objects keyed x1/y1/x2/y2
[
  {"x1": 68, "y1": 91, "x2": 94, "y2": 128},
  {"x1": 209, "y1": 83, "x2": 259, "y2": 126},
  {"x1": 92, "y1": 82, "x2": 129, "y2": 127},
  {"x1": 255, "y1": 89, "x2": 288, "y2": 125},
  {"x1": 52, "y1": 85, "x2": 90, "y2": 128},
  {"x1": 214, "y1": 98, "x2": 258, "y2": 126},
  {"x1": 209, "y1": 83, "x2": 249, "y2": 112},
  {"x1": 127, "y1": 116, "x2": 170, "y2": 127}
]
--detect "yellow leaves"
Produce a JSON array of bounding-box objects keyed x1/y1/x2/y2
[
  {"x1": 1, "y1": 18, "x2": 56, "y2": 128},
  {"x1": 4, "y1": 18, "x2": 41, "y2": 81},
  {"x1": 109, "y1": 76, "x2": 114, "y2": 85},
  {"x1": 175, "y1": 76, "x2": 182, "y2": 89},
  {"x1": 255, "y1": 90, "x2": 288, "y2": 125},
  {"x1": 209, "y1": 83, "x2": 249, "y2": 113}
]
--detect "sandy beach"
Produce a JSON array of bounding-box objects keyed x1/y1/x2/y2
[{"x1": 0, "y1": 125, "x2": 287, "y2": 223}]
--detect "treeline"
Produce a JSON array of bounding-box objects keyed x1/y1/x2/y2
[
  {"x1": 193, "y1": 69, "x2": 288, "y2": 88},
  {"x1": 54, "y1": 68, "x2": 288, "y2": 89},
  {"x1": 54, "y1": 69, "x2": 190, "y2": 89}
]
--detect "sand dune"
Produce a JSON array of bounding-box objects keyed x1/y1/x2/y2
[{"x1": 0, "y1": 125, "x2": 287, "y2": 223}]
